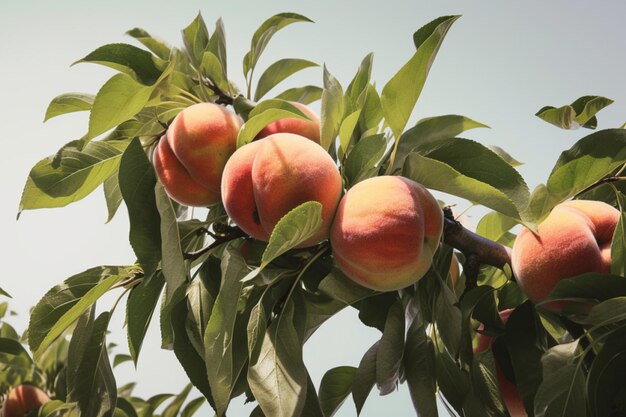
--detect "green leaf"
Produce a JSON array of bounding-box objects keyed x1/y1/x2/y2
[
  {"x1": 381, "y1": 16, "x2": 460, "y2": 138},
  {"x1": 119, "y1": 138, "x2": 162, "y2": 281},
  {"x1": 19, "y1": 140, "x2": 129, "y2": 213},
  {"x1": 536, "y1": 95, "x2": 613, "y2": 130},
  {"x1": 319, "y1": 366, "x2": 357, "y2": 417},
  {"x1": 318, "y1": 269, "x2": 375, "y2": 306},
  {"x1": 155, "y1": 183, "x2": 188, "y2": 304},
  {"x1": 338, "y1": 109, "x2": 362, "y2": 156},
  {"x1": 580, "y1": 297, "x2": 626, "y2": 328},
  {"x1": 87, "y1": 73, "x2": 154, "y2": 139},
  {"x1": 0, "y1": 287, "x2": 11, "y2": 298},
  {"x1": 351, "y1": 341, "x2": 378, "y2": 415},
  {"x1": 403, "y1": 316, "x2": 437, "y2": 417},
  {"x1": 104, "y1": 174, "x2": 123, "y2": 223},
  {"x1": 542, "y1": 273, "x2": 626, "y2": 308},
  {"x1": 320, "y1": 66, "x2": 344, "y2": 152},
  {"x1": 29, "y1": 266, "x2": 128, "y2": 358},
  {"x1": 587, "y1": 327, "x2": 626, "y2": 417},
  {"x1": 344, "y1": 134, "x2": 386, "y2": 186},
  {"x1": 113, "y1": 354, "x2": 132, "y2": 368},
  {"x1": 390, "y1": 114, "x2": 488, "y2": 173},
  {"x1": 376, "y1": 299, "x2": 405, "y2": 394},
  {"x1": 476, "y1": 211, "x2": 518, "y2": 242},
  {"x1": 611, "y1": 191, "x2": 626, "y2": 277},
  {"x1": 260, "y1": 201, "x2": 323, "y2": 269},
  {"x1": 44, "y1": 93, "x2": 94, "y2": 121},
  {"x1": 403, "y1": 146, "x2": 527, "y2": 222},
  {"x1": 248, "y1": 298, "x2": 307, "y2": 417},
  {"x1": 204, "y1": 248, "x2": 248, "y2": 416},
  {"x1": 75, "y1": 43, "x2": 163, "y2": 85},
  {"x1": 208, "y1": 18, "x2": 228, "y2": 77},
  {"x1": 0, "y1": 337, "x2": 33, "y2": 364},
  {"x1": 182, "y1": 12, "x2": 210, "y2": 67},
  {"x1": 248, "y1": 299, "x2": 268, "y2": 365},
  {"x1": 254, "y1": 59, "x2": 318, "y2": 101},
  {"x1": 181, "y1": 397, "x2": 206, "y2": 417},
  {"x1": 275, "y1": 85, "x2": 323, "y2": 104},
  {"x1": 237, "y1": 106, "x2": 312, "y2": 147},
  {"x1": 67, "y1": 309, "x2": 117, "y2": 417},
  {"x1": 126, "y1": 27, "x2": 171, "y2": 60},
  {"x1": 243, "y1": 13, "x2": 313, "y2": 77},
  {"x1": 126, "y1": 272, "x2": 165, "y2": 364},
  {"x1": 345, "y1": 53, "x2": 374, "y2": 111},
  {"x1": 546, "y1": 129, "x2": 626, "y2": 200},
  {"x1": 199, "y1": 51, "x2": 229, "y2": 95},
  {"x1": 161, "y1": 384, "x2": 193, "y2": 417},
  {"x1": 487, "y1": 145, "x2": 523, "y2": 167},
  {"x1": 435, "y1": 349, "x2": 471, "y2": 412}
]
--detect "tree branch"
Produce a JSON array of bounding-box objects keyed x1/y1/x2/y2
[{"x1": 184, "y1": 223, "x2": 247, "y2": 261}]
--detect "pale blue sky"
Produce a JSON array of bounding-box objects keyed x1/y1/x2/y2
[{"x1": 1, "y1": 1, "x2": 626, "y2": 416}]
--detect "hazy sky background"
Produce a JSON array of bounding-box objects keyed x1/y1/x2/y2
[{"x1": 1, "y1": 1, "x2": 626, "y2": 416}]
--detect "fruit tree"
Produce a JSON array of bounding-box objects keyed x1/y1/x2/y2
[{"x1": 3, "y1": 9, "x2": 626, "y2": 417}]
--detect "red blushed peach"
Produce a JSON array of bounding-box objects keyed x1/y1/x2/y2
[
  {"x1": 329, "y1": 176, "x2": 443, "y2": 292},
  {"x1": 255, "y1": 101, "x2": 320, "y2": 144},
  {"x1": 166, "y1": 102, "x2": 241, "y2": 196},
  {"x1": 511, "y1": 200, "x2": 619, "y2": 309},
  {"x1": 221, "y1": 133, "x2": 342, "y2": 247},
  {"x1": 474, "y1": 309, "x2": 526, "y2": 417},
  {"x1": 2, "y1": 385, "x2": 50, "y2": 417},
  {"x1": 153, "y1": 136, "x2": 220, "y2": 207}
]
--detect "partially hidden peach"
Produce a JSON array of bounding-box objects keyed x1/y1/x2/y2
[
  {"x1": 511, "y1": 200, "x2": 619, "y2": 310},
  {"x1": 255, "y1": 101, "x2": 320, "y2": 144},
  {"x1": 330, "y1": 176, "x2": 443, "y2": 292},
  {"x1": 2, "y1": 385, "x2": 50, "y2": 417},
  {"x1": 474, "y1": 309, "x2": 526, "y2": 417},
  {"x1": 221, "y1": 133, "x2": 342, "y2": 247},
  {"x1": 153, "y1": 102, "x2": 241, "y2": 207}
]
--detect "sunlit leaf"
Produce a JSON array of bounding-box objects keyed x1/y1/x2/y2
[
  {"x1": 536, "y1": 95, "x2": 613, "y2": 130},
  {"x1": 44, "y1": 93, "x2": 94, "y2": 121},
  {"x1": 255, "y1": 58, "x2": 318, "y2": 101},
  {"x1": 319, "y1": 366, "x2": 357, "y2": 417}
]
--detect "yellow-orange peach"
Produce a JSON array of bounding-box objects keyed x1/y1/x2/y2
[
  {"x1": 221, "y1": 133, "x2": 342, "y2": 247},
  {"x1": 255, "y1": 101, "x2": 320, "y2": 144},
  {"x1": 511, "y1": 200, "x2": 619, "y2": 309},
  {"x1": 2, "y1": 385, "x2": 50, "y2": 417},
  {"x1": 474, "y1": 309, "x2": 526, "y2": 417},
  {"x1": 154, "y1": 102, "x2": 241, "y2": 206},
  {"x1": 330, "y1": 176, "x2": 443, "y2": 291}
]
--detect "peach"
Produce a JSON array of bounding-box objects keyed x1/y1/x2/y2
[
  {"x1": 255, "y1": 101, "x2": 320, "y2": 144},
  {"x1": 474, "y1": 309, "x2": 526, "y2": 417},
  {"x1": 221, "y1": 133, "x2": 342, "y2": 247},
  {"x1": 154, "y1": 102, "x2": 241, "y2": 206},
  {"x1": 329, "y1": 176, "x2": 443, "y2": 291},
  {"x1": 511, "y1": 200, "x2": 619, "y2": 309},
  {"x1": 2, "y1": 385, "x2": 50, "y2": 417}
]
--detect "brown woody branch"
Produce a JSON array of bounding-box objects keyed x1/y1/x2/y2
[{"x1": 183, "y1": 223, "x2": 246, "y2": 261}]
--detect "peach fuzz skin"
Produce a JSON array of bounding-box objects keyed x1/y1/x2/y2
[
  {"x1": 511, "y1": 200, "x2": 619, "y2": 310},
  {"x1": 474, "y1": 309, "x2": 526, "y2": 417},
  {"x1": 329, "y1": 176, "x2": 443, "y2": 292},
  {"x1": 221, "y1": 133, "x2": 342, "y2": 247},
  {"x1": 158, "y1": 102, "x2": 241, "y2": 205},
  {"x1": 255, "y1": 101, "x2": 320, "y2": 144},
  {"x1": 2, "y1": 385, "x2": 50, "y2": 417}
]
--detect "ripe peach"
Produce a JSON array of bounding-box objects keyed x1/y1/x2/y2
[
  {"x1": 474, "y1": 309, "x2": 526, "y2": 417},
  {"x1": 255, "y1": 101, "x2": 320, "y2": 144},
  {"x1": 154, "y1": 102, "x2": 241, "y2": 206},
  {"x1": 2, "y1": 385, "x2": 50, "y2": 417},
  {"x1": 329, "y1": 176, "x2": 443, "y2": 292},
  {"x1": 221, "y1": 133, "x2": 342, "y2": 247},
  {"x1": 511, "y1": 200, "x2": 619, "y2": 309}
]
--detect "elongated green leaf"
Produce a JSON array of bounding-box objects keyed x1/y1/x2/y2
[
  {"x1": 19, "y1": 140, "x2": 129, "y2": 213},
  {"x1": 75, "y1": 43, "x2": 163, "y2": 85},
  {"x1": 351, "y1": 341, "x2": 378, "y2": 415},
  {"x1": 182, "y1": 13, "x2": 210, "y2": 67},
  {"x1": 381, "y1": 16, "x2": 460, "y2": 138},
  {"x1": 255, "y1": 59, "x2": 318, "y2": 101},
  {"x1": 208, "y1": 18, "x2": 228, "y2": 77},
  {"x1": 488, "y1": 145, "x2": 523, "y2": 167},
  {"x1": 237, "y1": 107, "x2": 311, "y2": 147},
  {"x1": 44, "y1": 93, "x2": 94, "y2": 121},
  {"x1": 119, "y1": 138, "x2": 161, "y2": 281},
  {"x1": 542, "y1": 273, "x2": 626, "y2": 308},
  {"x1": 260, "y1": 201, "x2": 323, "y2": 269},
  {"x1": 126, "y1": 27, "x2": 171, "y2": 60},
  {"x1": 104, "y1": 174, "x2": 123, "y2": 223},
  {"x1": 67, "y1": 309, "x2": 116, "y2": 417},
  {"x1": 345, "y1": 53, "x2": 373, "y2": 111},
  {"x1": 0, "y1": 287, "x2": 11, "y2": 298},
  {"x1": 88, "y1": 73, "x2": 153, "y2": 139},
  {"x1": 318, "y1": 269, "x2": 375, "y2": 306},
  {"x1": 248, "y1": 298, "x2": 308, "y2": 417},
  {"x1": 275, "y1": 85, "x2": 323, "y2": 104},
  {"x1": 435, "y1": 349, "x2": 471, "y2": 413},
  {"x1": 344, "y1": 134, "x2": 386, "y2": 186},
  {"x1": 181, "y1": 397, "x2": 206, "y2": 417},
  {"x1": 161, "y1": 384, "x2": 193, "y2": 417},
  {"x1": 536, "y1": 95, "x2": 613, "y2": 130},
  {"x1": 611, "y1": 191, "x2": 626, "y2": 276},
  {"x1": 248, "y1": 299, "x2": 268, "y2": 365},
  {"x1": 205, "y1": 248, "x2": 248, "y2": 416},
  {"x1": 546, "y1": 129, "x2": 626, "y2": 200},
  {"x1": 319, "y1": 366, "x2": 357, "y2": 417},
  {"x1": 338, "y1": 109, "x2": 362, "y2": 156},
  {"x1": 587, "y1": 327, "x2": 626, "y2": 417},
  {"x1": 126, "y1": 272, "x2": 165, "y2": 364},
  {"x1": 376, "y1": 300, "x2": 405, "y2": 394},
  {"x1": 0, "y1": 337, "x2": 33, "y2": 364},
  {"x1": 200, "y1": 51, "x2": 229, "y2": 94},
  {"x1": 404, "y1": 151, "x2": 524, "y2": 222},
  {"x1": 29, "y1": 267, "x2": 128, "y2": 359},
  {"x1": 320, "y1": 66, "x2": 344, "y2": 152},
  {"x1": 155, "y1": 183, "x2": 188, "y2": 304},
  {"x1": 243, "y1": 13, "x2": 313, "y2": 77},
  {"x1": 404, "y1": 316, "x2": 437, "y2": 417},
  {"x1": 390, "y1": 114, "x2": 488, "y2": 173},
  {"x1": 476, "y1": 211, "x2": 518, "y2": 242}
]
